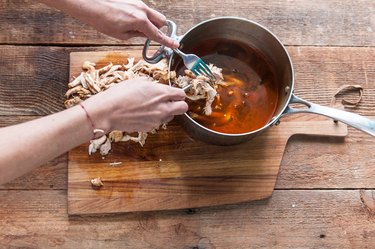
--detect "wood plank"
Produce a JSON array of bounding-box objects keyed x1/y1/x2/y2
[
  {"x1": 0, "y1": 115, "x2": 374, "y2": 191},
  {"x1": 0, "y1": 0, "x2": 373, "y2": 46},
  {"x1": 0, "y1": 46, "x2": 373, "y2": 116},
  {"x1": 290, "y1": 46, "x2": 375, "y2": 116},
  {"x1": 0, "y1": 46, "x2": 139, "y2": 115},
  {"x1": 1, "y1": 45, "x2": 375, "y2": 191},
  {"x1": 276, "y1": 124, "x2": 375, "y2": 189},
  {"x1": 0, "y1": 121, "x2": 374, "y2": 191},
  {"x1": 1, "y1": 189, "x2": 375, "y2": 248}
]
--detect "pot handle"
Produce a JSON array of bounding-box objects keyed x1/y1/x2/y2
[
  {"x1": 283, "y1": 94, "x2": 375, "y2": 137},
  {"x1": 142, "y1": 20, "x2": 178, "y2": 64}
]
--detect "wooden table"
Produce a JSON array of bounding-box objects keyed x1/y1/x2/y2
[{"x1": 1, "y1": 0, "x2": 374, "y2": 248}]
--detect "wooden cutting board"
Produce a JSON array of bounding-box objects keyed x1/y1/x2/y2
[{"x1": 67, "y1": 51, "x2": 348, "y2": 215}]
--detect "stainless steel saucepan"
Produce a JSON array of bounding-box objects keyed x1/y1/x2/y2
[{"x1": 143, "y1": 17, "x2": 375, "y2": 145}]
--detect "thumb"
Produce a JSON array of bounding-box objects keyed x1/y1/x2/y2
[{"x1": 140, "y1": 20, "x2": 179, "y2": 48}]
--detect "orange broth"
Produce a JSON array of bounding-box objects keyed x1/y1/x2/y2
[{"x1": 176, "y1": 39, "x2": 279, "y2": 134}]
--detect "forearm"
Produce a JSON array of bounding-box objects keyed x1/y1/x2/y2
[
  {"x1": 0, "y1": 105, "x2": 102, "y2": 185},
  {"x1": 39, "y1": 0, "x2": 85, "y2": 13},
  {"x1": 39, "y1": 0, "x2": 101, "y2": 27}
]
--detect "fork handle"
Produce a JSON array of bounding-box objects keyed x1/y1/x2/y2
[{"x1": 142, "y1": 20, "x2": 178, "y2": 64}]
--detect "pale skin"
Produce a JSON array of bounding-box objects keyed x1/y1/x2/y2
[{"x1": 0, "y1": 0, "x2": 187, "y2": 185}]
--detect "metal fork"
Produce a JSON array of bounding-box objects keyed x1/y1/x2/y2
[
  {"x1": 142, "y1": 20, "x2": 216, "y2": 91},
  {"x1": 173, "y1": 48, "x2": 216, "y2": 80}
]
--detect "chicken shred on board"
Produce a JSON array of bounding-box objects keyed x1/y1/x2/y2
[
  {"x1": 65, "y1": 58, "x2": 225, "y2": 156},
  {"x1": 90, "y1": 177, "x2": 104, "y2": 187}
]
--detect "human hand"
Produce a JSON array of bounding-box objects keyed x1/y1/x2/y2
[
  {"x1": 83, "y1": 78, "x2": 188, "y2": 133},
  {"x1": 80, "y1": 0, "x2": 179, "y2": 48}
]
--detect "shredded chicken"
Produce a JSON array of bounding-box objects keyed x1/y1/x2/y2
[
  {"x1": 65, "y1": 58, "x2": 175, "y2": 156},
  {"x1": 174, "y1": 64, "x2": 224, "y2": 116},
  {"x1": 65, "y1": 58, "x2": 225, "y2": 156}
]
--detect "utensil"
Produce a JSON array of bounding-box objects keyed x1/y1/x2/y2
[
  {"x1": 143, "y1": 21, "x2": 216, "y2": 81},
  {"x1": 173, "y1": 48, "x2": 216, "y2": 80},
  {"x1": 142, "y1": 17, "x2": 375, "y2": 145}
]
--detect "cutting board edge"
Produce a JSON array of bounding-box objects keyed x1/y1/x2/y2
[{"x1": 67, "y1": 191, "x2": 274, "y2": 216}]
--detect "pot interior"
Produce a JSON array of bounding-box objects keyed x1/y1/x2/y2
[{"x1": 170, "y1": 18, "x2": 294, "y2": 135}]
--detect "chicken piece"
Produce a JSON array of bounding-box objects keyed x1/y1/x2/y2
[
  {"x1": 100, "y1": 138, "x2": 112, "y2": 156},
  {"x1": 68, "y1": 75, "x2": 82, "y2": 88},
  {"x1": 175, "y1": 75, "x2": 190, "y2": 89},
  {"x1": 65, "y1": 85, "x2": 91, "y2": 98},
  {"x1": 121, "y1": 132, "x2": 148, "y2": 147},
  {"x1": 202, "y1": 83, "x2": 217, "y2": 116},
  {"x1": 82, "y1": 61, "x2": 96, "y2": 71},
  {"x1": 88, "y1": 135, "x2": 107, "y2": 155},
  {"x1": 184, "y1": 69, "x2": 196, "y2": 79},
  {"x1": 64, "y1": 96, "x2": 82, "y2": 108},
  {"x1": 91, "y1": 177, "x2": 104, "y2": 187},
  {"x1": 98, "y1": 63, "x2": 113, "y2": 75},
  {"x1": 97, "y1": 76, "x2": 117, "y2": 89},
  {"x1": 169, "y1": 71, "x2": 176, "y2": 81},
  {"x1": 100, "y1": 65, "x2": 123, "y2": 79},
  {"x1": 108, "y1": 130, "x2": 123, "y2": 142},
  {"x1": 83, "y1": 73, "x2": 101, "y2": 94},
  {"x1": 209, "y1": 64, "x2": 224, "y2": 81},
  {"x1": 151, "y1": 70, "x2": 170, "y2": 83},
  {"x1": 123, "y1": 58, "x2": 135, "y2": 70},
  {"x1": 129, "y1": 60, "x2": 145, "y2": 72},
  {"x1": 173, "y1": 66, "x2": 224, "y2": 116}
]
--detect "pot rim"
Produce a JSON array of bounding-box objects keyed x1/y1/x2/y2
[{"x1": 169, "y1": 16, "x2": 295, "y2": 137}]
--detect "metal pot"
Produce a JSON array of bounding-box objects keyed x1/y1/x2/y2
[{"x1": 143, "y1": 17, "x2": 375, "y2": 145}]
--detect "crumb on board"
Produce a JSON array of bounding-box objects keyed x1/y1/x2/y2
[
  {"x1": 91, "y1": 177, "x2": 104, "y2": 188},
  {"x1": 109, "y1": 162, "x2": 123, "y2": 167}
]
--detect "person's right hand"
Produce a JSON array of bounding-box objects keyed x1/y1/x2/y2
[
  {"x1": 40, "y1": 0, "x2": 179, "y2": 48},
  {"x1": 83, "y1": 78, "x2": 188, "y2": 133},
  {"x1": 77, "y1": 0, "x2": 179, "y2": 48}
]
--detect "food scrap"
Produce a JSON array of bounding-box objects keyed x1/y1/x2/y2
[
  {"x1": 109, "y1": 162, "x2": 123, "y2": 167},
  {"x1": 91, "y1": 177, "x2": 104, "y2": 188}
]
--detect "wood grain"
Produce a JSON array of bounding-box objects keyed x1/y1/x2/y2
[
  {"x1": 2, "y1": 189, "x2": 375, "y2": 248},
  {"x1": 1, "y1": 45, "x2": 375, "y2": 191},
  {"x1": 68, "y1": 119, "x2": 346, "y2": 215},
  {"x1": 0, "y1": 46, "x2": 139, "y2": 115},
  {"x1": 1, "y1": 46, "x2": 373, "y2": 116},
  {"x1": 2, "y1": 116, "x2": 375, "y2": 191},
  {"x1": 0, "y1": 0, "x2": 373, "y2": 46}
]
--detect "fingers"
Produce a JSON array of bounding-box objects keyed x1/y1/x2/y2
[
  {"x1": 168, "y1": 100, "x2": 188, "y2": 115},
  {"x1": 159, "y1": 101, "x2": 187, "y2": 124},
  {"x1": 167, "y1": 87, "x2": 187, "y2": 101},
  {"x1": 156, "y1": 84, "x2": 186, "y2": 101},
  {"x1": 139, "y1": 19, "x2": 179, "y2": 48},
  {"x1": 146, "y1": 7, "x2": 167, "y2": 28}
]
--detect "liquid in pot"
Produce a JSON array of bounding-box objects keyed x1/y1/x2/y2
[{"x1": 175, "y1": 39, "x2": 279, "y2": 134}]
